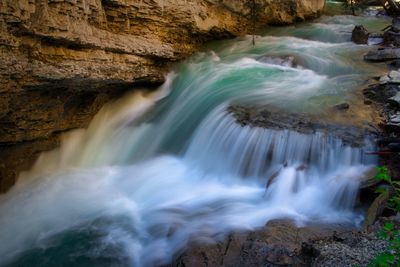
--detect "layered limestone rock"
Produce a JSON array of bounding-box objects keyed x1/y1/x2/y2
[{"x1": 0, "y1": 0, "x2": 324, "y2": 192}]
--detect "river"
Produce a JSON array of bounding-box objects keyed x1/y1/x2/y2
[{"x1": 0, "y1": 5, "x2": 391, "y2": 267}]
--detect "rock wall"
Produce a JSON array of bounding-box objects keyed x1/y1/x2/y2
[{"x1": 0, "y1": 0, "x2": 324, "y2": 192}]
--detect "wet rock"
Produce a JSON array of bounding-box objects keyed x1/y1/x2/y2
[
  {"x1": 228, "y1": 105, "x2": 374, "y2": 147},
  {"x1": 352, "y1": 25, "x2": 369, "y2": 45},
  {"x1": 333, "y1": 102, "x2": 350, "y2": 111},
  {"x1": 359, "y1": 167, "x2": 379, "y2": 189},
  {"x1": 257, "y1": 55, "x2": 299, "y2": 68},
  {"x1": 384, "y1": 17, "x2": 400, "y2": 46},
  {"x1": 364, "y1": 190, "x2": 390, "y2": 228},
  {"x1": 363, "y1": 83, "x2": 400, "y2": 103},
  {"x1": 364, "y1": 48, "x2": 400, "y2": 62}
]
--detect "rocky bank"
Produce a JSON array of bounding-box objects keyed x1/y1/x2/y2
[
  {"x1": 176, "y1": 219, "x2": 391, "y2": 267},
  {"x1": 0, "y1": 0, "x2": 325, "y2": 192}
]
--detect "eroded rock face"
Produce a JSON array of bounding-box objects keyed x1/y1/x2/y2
[{"x1": 0, "y1": 0, "x2": 324, "y2": 191}]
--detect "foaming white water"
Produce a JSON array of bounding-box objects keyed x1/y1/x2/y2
[
  {"x1": 185, "y1": 106, "x2": 375, "y2": 179},
  {"x1": 0, "y1": 101, "x2": 373, "y2": 266}
]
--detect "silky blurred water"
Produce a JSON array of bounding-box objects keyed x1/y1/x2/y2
[{"x1": 0, "y1": 9, "x2": 390, "y2": 267}]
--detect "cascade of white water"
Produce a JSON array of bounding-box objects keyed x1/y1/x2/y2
[{"x1": 185, "y1": 106, "x2": 375, "y2": 179}]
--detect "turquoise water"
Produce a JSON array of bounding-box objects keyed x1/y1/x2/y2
[{"x1": 0, "y1": 11, "x2": 390, "y2": 267}]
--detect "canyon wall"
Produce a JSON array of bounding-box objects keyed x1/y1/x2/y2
[{"x1": 0, "y1": 0, "x2": 325, "y2": 192}]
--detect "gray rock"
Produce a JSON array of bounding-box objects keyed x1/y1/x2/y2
[
  {"x1": 228, "y1": 105, "x2": 374, "y2": 147},
  {"x1": 352, "y1": 25, "x2": 369, "y2": 44},
  {"x1": 364, "y1": 48, "x2": 400, "y2": 62},
  {"x1": 379, "y1": 70, "x2": 400, "y2": 84}
]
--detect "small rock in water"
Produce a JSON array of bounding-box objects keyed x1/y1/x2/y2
[
  {"x1": 352, "y1": 25, "x2": 369, "y2": 44},
  {"x1": 257, "y1": 55, "x2": 299, "y2": 68},
  {"x1": 333, "y1": 103, "x2": 350, "y2": 111}
]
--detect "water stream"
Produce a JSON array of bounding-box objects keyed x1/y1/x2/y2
[{"x1": 0, "y1": 9, "x2": 391, "y2": 267}]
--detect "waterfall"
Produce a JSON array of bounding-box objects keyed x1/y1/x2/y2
[
  {"x1": 0, "y1": 97, "x2": 375, "y2": 267},
  {"x1": 0, "y1": 12, "x2": 388, "y2": 267}
]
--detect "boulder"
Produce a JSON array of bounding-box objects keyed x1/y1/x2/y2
[
  {"x1": 352, "y1": 25, "x2": 369, "y2": 45},
  {"x1": 364, "y1": 48, "x2": 400, "y2": 62},
  {"x1": 379, "y1": 70, "x2": 400, "y2": 84},
  {"x1": 383, "y1": 17, "x2": 400, "y2": 46}
]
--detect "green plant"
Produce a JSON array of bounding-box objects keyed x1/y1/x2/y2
[
  {"x1": 367, "y1": 166, "x2": 400, "y2": 267},
  {"x1": 368, "y1": 221, "x2": 400, "y2": 267},
  {"x1": 374, "y1": 166, "x2": 400, "y2": 213}
]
